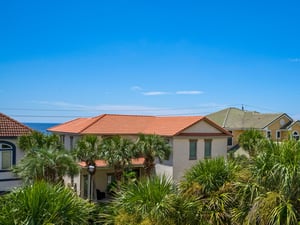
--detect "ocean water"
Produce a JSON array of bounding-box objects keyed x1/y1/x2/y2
[{"x1": 24, "y1": 123, "x2": 60, "y2": 133}]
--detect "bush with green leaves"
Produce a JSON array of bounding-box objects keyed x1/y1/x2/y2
[{"x1": 0, "y1": 181, "x2": 94, "y2": 225}]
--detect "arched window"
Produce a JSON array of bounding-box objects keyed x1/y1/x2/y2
[
  {"x1": 293, "y1": 131, "x2": 299, "y2": 141},
  {"x1": 0, "y1": 141, "x2": 16, "y2": 170}
]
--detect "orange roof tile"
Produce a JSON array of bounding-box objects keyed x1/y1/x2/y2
[
  {"x1": 0, "y1": 113, "x2": 32, "y2": 137},
  {"x1": 144, "y1": 116, "x2": 204, "y2": 136},
  {"x1": 48, "y1": 116, "x2": 103, "y2": 133},
  {"x1": 48, "y1": 114, "x2": 229, "y2": 136},
  {"x1": 78, "y1": 157, "x2": 145, "y2": 167},
  {"x1": 82, "y1": 114, "x2": 155, "y2": 135}
]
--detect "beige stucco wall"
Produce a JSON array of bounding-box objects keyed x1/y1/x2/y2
[
  {"x1": 172, "y1": 136, "x2": 227, "y2": 181},
  {"x1": 155, "y1": 163, "x2": 173, "y2": 178},
  {"x1": 182, "y1": 120, "x2": 221, "y2": 133}
]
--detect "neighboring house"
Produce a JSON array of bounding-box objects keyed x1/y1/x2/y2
[
  {"x1": 0, "y1": 113, "x2": 32, "y2": 193},
  {"x1": 48, "y1": 114, "x2": 231, "y2": 200},
  {"x1": 207, "y1": 107, "x2": 300, "y2": 149}
]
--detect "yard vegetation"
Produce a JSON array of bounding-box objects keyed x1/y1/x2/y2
[{"x1": 1, "y1": 130, "x2": 300, "y2": 224}]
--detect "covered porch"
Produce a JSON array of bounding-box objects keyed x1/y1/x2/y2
[{"x1": 78, "y1": 158, "x2": 145, "y2": 201}]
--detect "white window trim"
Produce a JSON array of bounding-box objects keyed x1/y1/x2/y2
[
  {"x1": 276, "y1": 130, "x2": 281, "y2": 139},
  {"x1": 266, "y1": 130, "x2": 272, "y2": 139},
  {"x1": 292, "y1": 131, "x2": 299, "y2": 140}
]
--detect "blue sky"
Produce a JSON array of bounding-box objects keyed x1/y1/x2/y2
[{"x1": 1, "y1": 0, "x2": 300, "y2": 122}]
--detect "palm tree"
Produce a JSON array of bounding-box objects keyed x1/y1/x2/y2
[
  {"x1": 136, "y1": 134, "x2": 171, "y2": 177},
  {"x1": 232, "y1": 140, "x2": 300, "y2": 224},
  {"x1": 0, "y1": 181, "x2": 94, "y2": 225},
  {"x1": 181, "y1": 157, "x2": 238, "y2": 224},
  {"x1": 13, "y1": 147, "x2": 79, "y2": 184},
  {"x1": 238, "y1": 128, "x2": 266, "y2": 157},
  {"x1": 73, "y1": 135, "x2": 102, "y2": 166},
  {"x1": 17, "y1": 130, "x2": 63, "y2": 152},
  {"x1": 15, "y1": 131, "x2": 79, "y2": 184},
  {"x1": 100, "y1": 136, "x2": 135, "y2": 182}
]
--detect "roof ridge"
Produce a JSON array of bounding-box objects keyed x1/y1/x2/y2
[
  {"x1": 222, "y1": 108, "x2": 231, "y2": 127},
  {"x1": 95, "y1": 113, "x2": 155, "y2": 118},
  {"x1": 78, "y1": 114, "x2": 107, "y2": 133},
  {"x1": 0, "y1": 112, "x2": 32, "y2": 131},
  {"x1": 47, "y1": 117, "x2": 83, "y2": 131}
]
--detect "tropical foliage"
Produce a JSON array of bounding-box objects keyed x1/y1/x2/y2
[
  {"x1": 14, "y1": 147, "x2": 79, "y2": 184},
  {"x1": 100, "y1": 176, "x2": 181, "y2": 225},
  {"x1": 0, "y1": 181, "x2": 94, "y2": 225},
  {"x1": 73, "y1": 134, "x2": 102, "y2": 165},
  {"x1": 238, "y1": 128, "x2": 266, "y2": 157},
  {"x1": 14, "y1": 131, "x2": 79, "y2": 184},
  {"x1": 232, "y1": 139, "x2": 300, "y2": 225},
  {"x1": 100, "y1": 136, "x2": 135, "y2": 181},
  {"x1": 181, "y1": 157, "x2": 239, "y2": 224},
  {"x1": 100, "y1": 138, "x2": 300, "y2": 225},
  {"x1": 136, "y1": 134, "x2": 171, "y2": 176},
  {"x1": 18, "y1": 130, "x2": 63, "y2": 151}
]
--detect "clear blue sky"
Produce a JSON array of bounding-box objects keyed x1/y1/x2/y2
[{"x1": 1, "y1": 0, "x2": 300, "y2": 122}]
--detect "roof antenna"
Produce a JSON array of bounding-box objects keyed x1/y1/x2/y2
[{"x1": 242, "y1": 104, "x2": 244, "y2": 111}]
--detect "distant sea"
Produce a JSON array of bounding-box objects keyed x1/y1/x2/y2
[{"x1": 24, "y1": 123, "x2": 60, "y2": 134}]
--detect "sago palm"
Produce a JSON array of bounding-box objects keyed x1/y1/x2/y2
[
  {"x1": 181, "y1": 157, "x2": 238, "y2": 224},
  {"x1": 0, "y1": 181, "x2": 94, "y2": 225},
  {"x1": 100, "y1": 175, "x2": 179, "y2": 225},
  {"x1": 233, "y1": 140, "x2": 300, "y2": 224}
]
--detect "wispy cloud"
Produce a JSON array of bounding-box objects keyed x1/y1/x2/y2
[
  {"x1": 131, "y1": 86, "x2": 203, "y2": 96},
  {"x1": 142, "y1": 91, "x2": 170, "y2": 96},
  {"x1": 131, "y1": 86, "x2": 143, "y2": 91},
  {"x1": 31, "y1": 100, "x2": 220, "y2": 115},
  {"x1": 288, "y1": 58, "x2": 300, "y2": 62},
  {"x1": 176, "y1": 91, "x2": 203, "y2": 95},
  {"x1": 32, "y1": 100, "x2": 165, "y2": 112},
  {"x1": 31, "y1": 100, "x2": 87, "y2": 109}
]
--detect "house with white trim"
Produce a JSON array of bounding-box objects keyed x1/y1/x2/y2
[
  {"x1": 48, "y1": 114, "x2": 231, "y2": 200},
  {"x1": 0, "y1": 113, "x2": 32, "y2": 194},
  {"x1": 207, "y1": 107, "x2": 300, "y2": 150}
]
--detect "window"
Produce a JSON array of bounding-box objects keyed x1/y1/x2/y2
[
  {"x1": 189, "y1": 140, "x2": 197, "y2": 160},
  {"x1": 0, "y1": 141, "x2": 16, "y2": 170},
  {"x1": 204, "y1": 139, "x2": 212, "y2": 159},
  {"x1": 266, "y1": 130, "x2": 271, "y2": 139},
  {"x1": 83, "y1": 175, "x2": 88, "y2": 199},
  {"x1": 60, "y1": 135, "x2": 65, "y2": 144},
  {"x1": 276, "y1": 130, "x2": 281, "y2": 139},
  {"x1": 227, "y1": 131, "x2": 233, "y2": 146},
  {"x1": 70, "y1": 136, "x2": 74, "y2": 150},
  {"x1": 107, "y1": 173, "x2": 117, "y2": 194},
  {"x1": 293, "y1": 131, "x2": 299, "y2": 141}
]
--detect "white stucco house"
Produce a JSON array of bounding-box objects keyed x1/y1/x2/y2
[
  {"x1": 0, "y1": 113, "x2": 32, "y2": 194},
  {"x1": 48, "y1": 114, "x2": 231, "y2": 200}
]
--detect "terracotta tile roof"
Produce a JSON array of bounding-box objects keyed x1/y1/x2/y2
[
  {"x1": 143, "y1": 116, "x2": 205, "y2": 136},
  {"x1": 0, "y1": 113, "x2": 32, "y2": 137},
  {"x1": 78, "y1": 157, "x2": 145, "y2": 167},
  {"x1": 48, "y1": 116, "x2": 103, "y2": 133},
  {"x1": 83, "y1": 114, "x2": 155, "y2": 135},
  {"x1": 48, "y1": 114, "x2": 212, "y2": 136}
]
